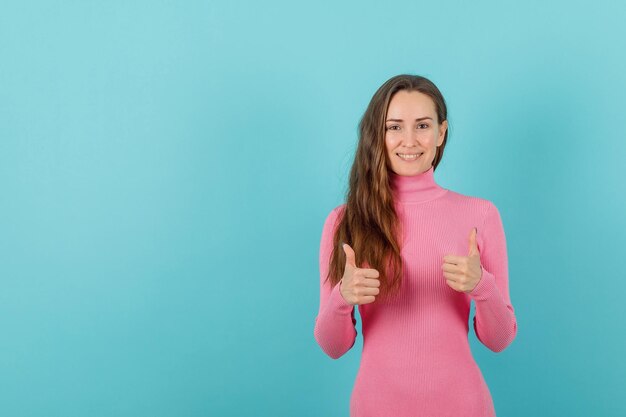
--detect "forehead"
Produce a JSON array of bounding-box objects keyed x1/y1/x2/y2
[{"x1": 386, "y1": 90, "x2": 435, "y2": 117}]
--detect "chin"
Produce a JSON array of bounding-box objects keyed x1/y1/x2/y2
[{"x1": 394, "y1": 166, "x2": 421, "y2": 176}]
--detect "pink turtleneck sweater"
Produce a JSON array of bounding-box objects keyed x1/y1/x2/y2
[{"x1": 314, "y1": 166, "x2": 517, "y2": 417}]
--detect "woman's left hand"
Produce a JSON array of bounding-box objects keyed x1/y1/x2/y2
[{"x1": 441, "y1": 227, "x2": 483, "y2": 293}]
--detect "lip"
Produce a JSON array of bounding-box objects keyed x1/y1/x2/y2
[{"x1": 397, "y1": 152, "x2": 423, "y2": 161}]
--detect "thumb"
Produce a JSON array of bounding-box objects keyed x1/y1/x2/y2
[
  {"x1": 468, "y1": 227, "x2": 480, "y2": 257},
  {"x1": 342, "y1": 242, "x2": 357, "y2": 269}
]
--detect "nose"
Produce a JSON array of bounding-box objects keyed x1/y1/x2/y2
[{"x1": 401, "y1": 129, "x2": 419, "y2": 147}]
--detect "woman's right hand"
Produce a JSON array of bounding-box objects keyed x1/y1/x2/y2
[{"x1": 339, "y1": 243, "x2": 381, "y2": 305}]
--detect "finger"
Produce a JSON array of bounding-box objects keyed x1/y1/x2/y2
[
  {"x1": 357, "y1": 285, "x2": 380, "y2": 296},
  {"x1": 359, "y1": 267, "x2": 380, "y2": 279},
  {"x1": 359, "y1": 295, "x2": 377, "y2": 305},
  {"x1": 442, "y1": 254, "x2": 465, "y2": 264},
  {"x1": 342, "y1": 243, "x2": 357, "y2": 269},
  {"x1": 468, "y1": 227, "x2": 479, "y2": 256},
  {"x1": 360, "y1": 277, "x2": 381, "y2": 287},
  {"x1": 441, "y1": 262, "x2": 461, "y2": 273},
  {"x1": 443, "y1": 270, "x2": 462, "y2": 282}
]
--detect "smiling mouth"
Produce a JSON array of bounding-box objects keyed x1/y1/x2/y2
[{"x1": 397, "y1": 152, "x2": 424, "y2": 161}]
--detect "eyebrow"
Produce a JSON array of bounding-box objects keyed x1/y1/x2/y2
[{"x1": 386, "y1": 117, "x2": 433, "y2": 122}]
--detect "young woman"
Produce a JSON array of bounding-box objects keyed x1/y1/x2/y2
[{"x1": 313, "y1": 74, "x2": 518, "y2": 416}]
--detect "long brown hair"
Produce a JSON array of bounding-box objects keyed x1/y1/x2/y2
[{"x1": 326, "y1": 74, "x2": 450, "y2": 302}]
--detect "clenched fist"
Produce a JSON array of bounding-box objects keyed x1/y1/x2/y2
[
  {"x1": 339, "y1": 243, "x2": 381, "y2": 305},
  {"x1": 441, "y1": 227, "x2": 483, "y2": 293}
]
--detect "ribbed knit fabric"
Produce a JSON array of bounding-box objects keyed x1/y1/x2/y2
[{"x1": 313, "y1": 166, "x2": 517, "y2": 417}]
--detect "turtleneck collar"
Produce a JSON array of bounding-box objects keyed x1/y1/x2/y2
[{"x1": 389, "y1": 165, "x2": 448, "y2": 203}]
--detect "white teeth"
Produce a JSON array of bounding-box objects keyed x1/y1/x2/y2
[{"x1": 398, "y1": 153, "x2": 423, "y2": 160}]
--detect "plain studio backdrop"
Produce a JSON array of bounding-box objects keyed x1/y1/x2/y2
[{"x1": 1, "y1": 1, "x2": 625, "y2": 416}]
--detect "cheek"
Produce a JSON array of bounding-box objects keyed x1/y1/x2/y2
[
  {"x1": 421, "y1": 131, "x2": 438, "y2": 146},
  {"x1": 385, "y1": 135, "x2": 400, "y2": 150}
]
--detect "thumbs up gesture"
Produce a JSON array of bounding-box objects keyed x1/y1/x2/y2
[
  {"x1": 339, "y1": 243, "x2": 381, "y2": 305},
  {"x1": 441, "y1": 227, "x2": 483, "y2": 293}
]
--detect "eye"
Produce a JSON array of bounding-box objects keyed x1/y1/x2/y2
[
  {"x1": 417, "y1": 123, "x2": 429, "y2": 129},
  {"x1": 385, "y1": 125, "x2": 400, "y2": 131}
]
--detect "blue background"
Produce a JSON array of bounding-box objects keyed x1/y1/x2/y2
[{"x1": 1, "y1": 1, "x2": 625, "y2": 416}]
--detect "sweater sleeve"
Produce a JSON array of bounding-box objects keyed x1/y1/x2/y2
[
  {"x1": 313, "y1": 206, "x2": 358, "y2": 359},
  {"x1": 467, "y1": 201, "x2": 518, "y2": 353}
]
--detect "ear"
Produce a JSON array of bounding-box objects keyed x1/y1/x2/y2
[{"x1": 438, "y1": 119, "x2": 447, "y2": 146}]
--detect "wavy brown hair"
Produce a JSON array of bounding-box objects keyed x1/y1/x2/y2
[{"x1": 326, "y1": 74, "x2": 450, "y2": 302}]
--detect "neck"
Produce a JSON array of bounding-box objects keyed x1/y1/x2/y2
[{"x1": 389, "y1": 166, "x2": 447, "y2": 203}]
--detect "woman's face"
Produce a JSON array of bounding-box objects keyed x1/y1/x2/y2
[{"x1": 384, "y1": 90, "x2": 447, "y2": 176}]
